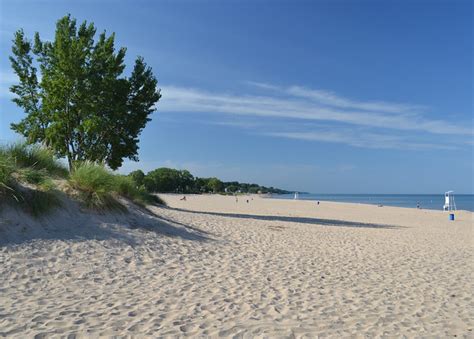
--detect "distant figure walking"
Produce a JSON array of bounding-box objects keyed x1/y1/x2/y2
[
  {"x1": 416, "y1": 201, "x2": 420, "y2": 209},
  {"x1": 317, "y1": 201, "x2": 320, "y2": 205},
  {"x1": 235, "y1": 196, "x2": 238, "y2": 203}
]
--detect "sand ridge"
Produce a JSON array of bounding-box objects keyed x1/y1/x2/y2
[{"x1": 0, "y1": 194, "x2": 473, "y2": 337}]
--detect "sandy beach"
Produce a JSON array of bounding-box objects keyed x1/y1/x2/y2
[{"x1": 0, "y1": 194, "x2": 473, "y2": 337}]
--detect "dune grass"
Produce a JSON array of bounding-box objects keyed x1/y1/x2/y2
[
  {"x1": 18, "y1": 168, "x2": 49, "y2": 185},
  {"x1": 68, "y1": 161, "x2": 126, "y2": 211},
  {"x1": 0, "y1": 156, "x2": 18, "y2": 202},
  {"x1": 1, "y1": 142, "x2": 164, "y2": 215},
  {"x1": 1, "y1": 142, "x2": 68, "y2": 177},
  {"x1": 69, "y1": 162, "x2": 165, "y2": 210},
  {"x1": 0, "y1": 167, "x2": 61, "y2": 217},
  {"x1": 15, "y1": 186, "x2": 62, "y2": 217},
  {"x1": 0, "y1": 143, "x2": 63, "y2": 216}
]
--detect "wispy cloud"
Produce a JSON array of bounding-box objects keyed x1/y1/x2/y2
[
  {"x1": 2, "y1": 71, "x2": 470, "y2": 151},
  {"x1": 160, "y1": 85, "x2": 472, "y2": 136},
  {"x1": 209, "y1": 120, "x2": 262, "y2": 129},
  {"x1": 265, "y1": 130, "x2": 457, "y2": 151},
  {"x1": 287, "y1": 86, "x2": 425, "y2": 114},
  {"x1": 249, "y1": 81, "x2": 426, "y2": 114}
]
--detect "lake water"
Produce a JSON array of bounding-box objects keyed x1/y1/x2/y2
[{"x1": 270, "y1": 194, "x2": 474, "y2": 212}]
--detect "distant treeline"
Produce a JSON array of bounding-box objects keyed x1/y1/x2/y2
[{"x1": 128, "y1": 168, "x2": 290, "y2": 194}]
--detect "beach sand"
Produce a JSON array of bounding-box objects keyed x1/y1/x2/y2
[{"x1": 0, "y1": 194, "x2": 472, "y2": 337}]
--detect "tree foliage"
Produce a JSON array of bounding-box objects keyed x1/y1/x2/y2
[
  {"x1": 9, "y1": 15, "x2": 161, "y2": 170},
  {"x1": 144, "y1": 168, "x2": 195, "y2": 193},
  {"x1": 128, "y1": 169, "x2": 145, "y2": 187},
  {"x1": 128, "y1": 167, "x2": 290, "y2": 194},
  {"x1": 207, "y1": 177, "x2": 223, "y2": 193}
]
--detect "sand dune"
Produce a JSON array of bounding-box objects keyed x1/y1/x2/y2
[{"x1": 0, "y1": 194, "x2": 472, "y2": 337}]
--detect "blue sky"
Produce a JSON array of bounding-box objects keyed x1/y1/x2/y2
[{"x1": 0, "y1": 0, "x2": 472, "y2": 193}]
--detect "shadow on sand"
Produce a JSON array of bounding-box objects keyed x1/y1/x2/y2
[
  {"x1": 166, "y1": 207, "x2": 404, "y2": 230},
  {"x1": 0, "y1": 199, "x2": 213, "y2": 247}
]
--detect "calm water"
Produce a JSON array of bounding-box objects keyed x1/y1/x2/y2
[{"x1": 271, "y1": 194, "x2": 474, "y2": 212}]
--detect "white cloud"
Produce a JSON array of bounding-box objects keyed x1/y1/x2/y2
[
  {"x1": 264, "y1": 130, "x2": 457, "y2": 151},
  {"x1": 245, "y1": 81, "x2": 280, "y2": 91},
  {"x1": 209, "y1": 120, "x2": 261, "y2": 129},
  {"x1": 286, "y1": 85, "x2": 426, "y2": 114},
  {"x1": 248, "y1": 81, "x2": 427, "y2": 114},
  {"x1": 160, "y1": 85, "x2": 472, "y2": 136}
]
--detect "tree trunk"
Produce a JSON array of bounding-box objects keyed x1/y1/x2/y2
[{"x1": 67, "y1": 155, "x2": 73, "y2": 172}]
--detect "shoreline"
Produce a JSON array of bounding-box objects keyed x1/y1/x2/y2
[
  {"x1": 272, "y1": 198, "x2": 474, "y2": 214},
  {"x1": 264, "y1": 194, "x2": 474, "y2": 213},
  {"x1": 170, "y1": 193, "x2": 474, "y2": 214}
]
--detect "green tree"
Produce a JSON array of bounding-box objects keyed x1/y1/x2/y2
[
  {"x1": 194, "y1": 177, "x2": 210, "y2": 193},
  {"x1": 9, "y1": 15, "x2": 161, "y2": 170},
  {"x1": 207, "y1": 177, "x2": 223, "y2": 193},
  {"x1": 248, "y1": 186, "x2": 260, "y2": 194},
  {"x1": 144, "y1": 168, "x2": 196, "y2": 193},
  {"x1": 143, "y1": 175, "x2": 155, "y2": 192},
  {"x1": 178, "y1": 170, "x2": 194, "y2": 193},
  {"x1": 145, "y1": 168, "x2": 181, "y2": 192},
  {"x1": 226, "y1": 185, "x2": 238, "y2": 193},
  {"x1": 128, "y1": 169, "x2": 145, "y2": 187}
]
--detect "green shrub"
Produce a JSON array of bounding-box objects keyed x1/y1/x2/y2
[
  {"x1": 132, "y1": 186, "x2": 166, "y2": 206},
  {"x1": 0, "y1": 142, "x2": 67, "y2": 177},
  {"x1": 18, "y1": 188, "x2": 61, "y2": 217},
  {"x1": 114, "y1": 175, "x2": 137, "y2": 197},
  {"x1": 70, "y1": 162, "x2": 115, "y2": 193},
  {"x1": 69, "y1": 162, "x2": 125, "y2": 211},
  {"x1": 2, "y1": 142, "x2": 165, "y2": 214},
  {"x1": 114, "y1": 175, "x2": 166, "y2": 206},
  {"x1": 18, "y1": 168, "x2": 48, "y2": 185},
  {"x1": 128, "y1": 169, "x2": 145, "y2": 187},
  {"x1": 38, "y1": 178, "x2": 56, "y2": 191},
  {"x1": 0, "y1": 157, "x2": 18, "y2": 202},
  {"x1": 0, "y1": 147, "x2": 60, "y2": 216},
  {"x1": 0, "y1": 167, "x2": 60, "y2": 216},
  {"x1": 0, "y1": 158, "x2": 13, "y2": 187}
]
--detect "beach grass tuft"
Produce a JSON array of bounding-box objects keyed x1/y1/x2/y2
[
  {"x1": 0, "y1": 165, "x2": 61, "y2": 216},
  {"x1": 69, "y1": 161, "x2": 126, "y2": 211},
  {"x1": 0, "y1": 143, "x2": 64, "y2": 216},
  {"x1": 17, "y1": 187, "x2": 62, "y2": 217},
  {"x1": 1, "y1": 143, "x2": 164, "y2": 215},
  {"x1": 69, "y1": 164, "x2": 166, "y2": 210},
  {"x1": 0, "y1": 142, "x2": 68, "y2": 177},
  {"x1": 18, "y1": 168, "x2": 49, "y2": 185},
  {"x1": 0, "y1": 156, "x2": 18, "y2": 202}
]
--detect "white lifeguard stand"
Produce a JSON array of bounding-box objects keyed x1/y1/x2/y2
[{"x1": 443, "y1": 191, "x2": 456, "y2": 211}]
